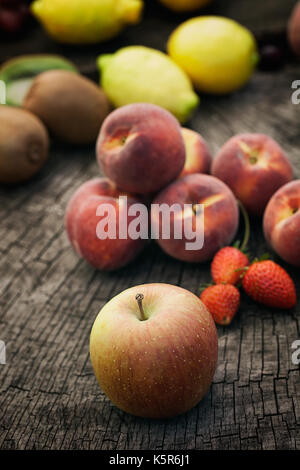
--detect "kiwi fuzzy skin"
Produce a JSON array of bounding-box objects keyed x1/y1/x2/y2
[
  {"x1": 0, "y1": 106, "x2": 49, "y2": 184},
  {"x1": 23, "y1": 70, "x2": 111, "y2": 144}
]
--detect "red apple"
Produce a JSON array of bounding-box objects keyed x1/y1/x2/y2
[
  {"x1": 151, "y1": 174, "x2": 239, "y2": 263},
  {"x1": 96, "y1": 103, "x2": 186, "y2": 194},
  {"x1": 211, "y1": 134, "x2": 293, "y2": 216},
  {"x1": 263, "y1": 180, "x2": 300, "y2": 267},
  {"x1": 65, "y1": 177, "x2": 146, "y2": 271},
  {"x1": 90, "y1": 283, "x2": 218, "y2": 418},
  {"x1": 179, "y1": 127, "x2": 212, "y2": 178}
]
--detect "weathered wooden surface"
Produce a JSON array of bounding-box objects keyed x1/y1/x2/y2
[
  {"x1": 213, "y1": 0, "x2": 297, "y2": 35},
  {"x1": 0, "y1": 2, "x2": 300, "y2": 451}
]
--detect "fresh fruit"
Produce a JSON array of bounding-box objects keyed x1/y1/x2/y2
[
  {"x1": 98, "y1": 46, "x2": 199, "y2": 123},
  {"x1": 179, "y1": 128, "x2": 212, "y2": 178},
  {"x1": 263, "y1": 180, "x2": 300, "y2": 267},
  {"x1": 151, "y1": 174, "x2": 239, "y2": 263},
  {"x1": 211, "y1": 247, "x2": 249, "y2": 286},
  {"x1": 65, "y1": 177, "x2": 146, "y2": 271},
  {"x1": 159, "y1": 0, "x2": 212, "y2": 12},
  {"x1": 167, "y1": 16, "x2": 259, "y2": 94},
  {"x1": 96, "y1": 103, "x2": 185, "y2": 194},
  {"x1": 211, "y1": 200, "x2": 250, "y2": 285},
  {"x1": 31, "y1": 0, "x2": 143, "y2": 44},
  {"x1": 90, "y1": 283, "x2": 218, "y2": 418},
  {"x1": 23, "y1": 70, "x2": 110, "y2": 144},
  {"x1": 0, "y1": 105, "x2": 49, "y2": 184},
  {"x1": 242, "y1": 260, "x2": 297, "y2": 309},
  {"x1": 258, "y1": 45, "x2": 285, "y2": 71},
  {"x1": 0, "y1": 1, "x2": 30, "y2": 34},
  {"x1": 200, "y1": 284, "x2": 240, "y2": 326},
  {"x1": 288, "y1": 1, "x2": 300, "y2": 57},
  {"x1": 211, "y1": 134, "x2": 293, "y2": 216},
  {"x1": 0, "y1": 54, "x2": 78, "y2": 107}
]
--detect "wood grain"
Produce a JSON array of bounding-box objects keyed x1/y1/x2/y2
[
  {"x1": 0, "y1": 1, "x2": 299, "y2": 451},
  {"x1": 213, "y1": 0, "x2": 297, "y2": 34}
]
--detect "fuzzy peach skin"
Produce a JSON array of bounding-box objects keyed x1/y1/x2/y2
[
  {"x1": 96, "y1": 103, "x2": 186, "y2": 194},
  {"x1": 90, "y1": 283, "x2": 218, "y2": 418},
  {"x1": 151, "y1": 174, "x2": 239, "y2": 263},
  {"x1": 179, "y1": 128, "x2": 212, "y2": 178},
  {"x1": 263, "y1": 180, "x2": 300, "y2": 267},
  {"x1": 65, "y1": 177, "x2": 146, "y2": 271},
  {"x1": 211, "y1": 134, "x2": 293, "y2": 216},
  {"x1": 288, "y1": 1, "x2": 300, "y2": 57}
]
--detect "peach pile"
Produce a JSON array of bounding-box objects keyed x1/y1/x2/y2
[
  {"x1": 179, "y1": 128, "x2": 212, "y2": 178},
  {"x1": 66, "y1": 103, "x2": 220, "y2": 270},
  {"x1": 65, "y1": 178, "x2": 146, "y2": 271},
  {"x1": 65, "y1": 103, "x2": 296, "y2": 271},
  {"x1": 151, "y1": 174, "x2": 239, "y2": 263},
  {"x1": 263, "y1": 180, "x2": 300, "y2": 267},
  {"x1": 96, "y1": 103, "x2": 185, "y2": 194},
  {"x1": 212, "y1": 134, "x2": 293, "y2": 216}
]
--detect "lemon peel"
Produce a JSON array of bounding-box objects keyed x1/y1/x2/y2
[
  {"x1": 168, "y1": 16, "x2": 259, "y2": 94},
  {"x1": 98, "y1": 46, "x2": 199, "y2": 123},
  {"x1": 31, "y1": 0, "x2": 143, "y2": 44}
]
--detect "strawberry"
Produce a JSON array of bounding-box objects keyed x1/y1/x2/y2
[
  {"x1": 211, "y1": 246, "x2": 249, "y2": 285},
  {"x1": 200, "y1": 284, "x2": 240, "y2": 325},
  {"x1": 242, "y1": 260, "x2": 297, "y2": 309}
]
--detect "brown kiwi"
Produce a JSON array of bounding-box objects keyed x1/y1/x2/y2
[
  {"x1": 23, "y1": 70, "x2": 111, "y2": 144},
  {"x1": 0, "y1": 106, "x2": 49, "y2": 184}
]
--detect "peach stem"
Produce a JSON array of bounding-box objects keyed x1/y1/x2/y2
[
  {"x1": 239, "y1": 141, "x2": 259, "y2": 164},
  {"x1": 136, "y1": 294, "x2": 146, "y2": 321}
]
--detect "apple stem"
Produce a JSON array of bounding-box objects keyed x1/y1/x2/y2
[
  {"x1": 238, "y1": 200, "x2": 250, "y2": 252},
  {"x1": 136, "y1": 293, "x2": 146, "y2": 321}
]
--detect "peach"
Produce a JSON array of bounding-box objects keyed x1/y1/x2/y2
[
  {"x1": 263, "y1": 180, "x2": 300, "y2": 267},
  {"x1": 179, "y1": 128, "x2": 212, "y2": 178},
  {"x1": 65, "y1": 178, "x2": 146, "y2": 271},
  {"x1": 96, "y1": 103, "x2": 185, "y2": 194},
  {"x1": 211, "y1": 134, "x2": 293, "y2": 216},
  {"x1": 288, "y1": 1, "x2": 300, "y2": 57},
  {"x1": 151, "y1": 174, "x2": 239, "y2": 263}
]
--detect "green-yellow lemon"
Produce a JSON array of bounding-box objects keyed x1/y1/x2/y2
[
  {"x1": 168, "y1": 16, "x2": 259, "y2": 94},
  {"x1": 159, "y1": 0, "x2": 212, "y2": 12},
  {"x1": 98, "y1": 46, "x2": 199, "y2": 123},
  {"x1": 31, "y1": 0, "x2": 143, "y2": 44}
]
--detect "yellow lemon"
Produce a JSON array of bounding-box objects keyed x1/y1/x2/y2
[
  {"x1": 159, "y1": 0, "x2": 212, "y2": 12},
  {"x1": 168, "y1": 16, "x2": 259, "y2": 94},
  {"x1": 98, "y1": 46, "x2": 199, "y2": 123},
  {"x1": 31, "y1": 0, "x2": 143, "y2": 44}
]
